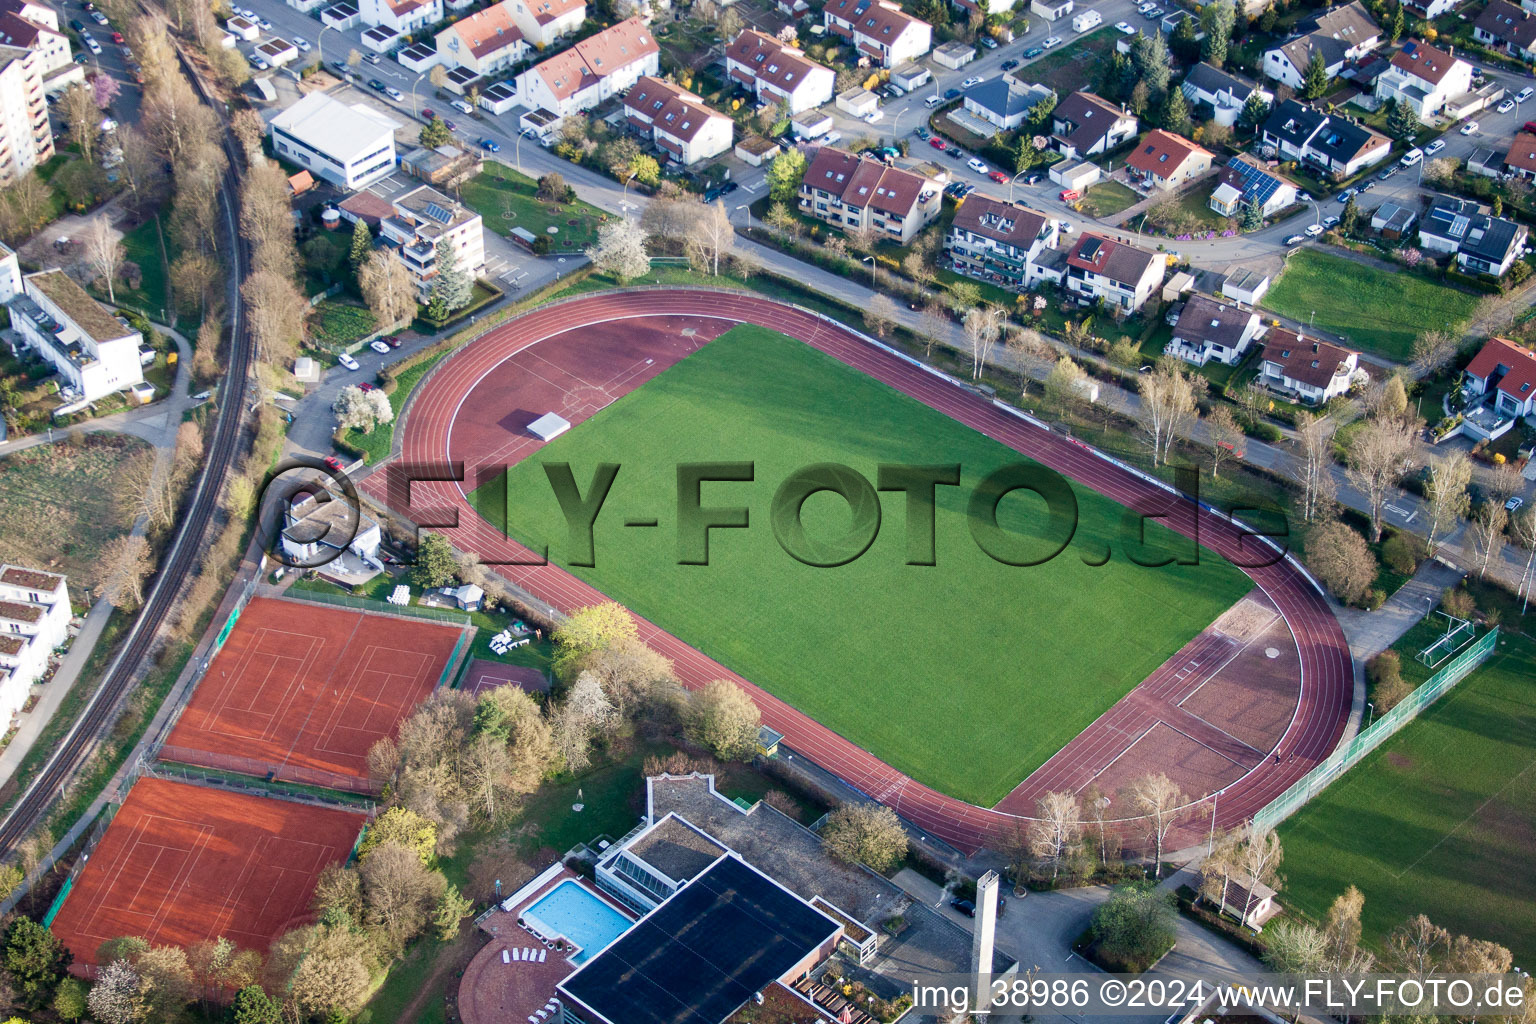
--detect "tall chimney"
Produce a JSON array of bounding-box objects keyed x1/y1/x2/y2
[{"x1": 971, "y1": 870, "x2": 999, "y2": 1012}]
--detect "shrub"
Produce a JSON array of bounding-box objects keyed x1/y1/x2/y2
[
  {"x1": 1090, "y1": 882, "x2": 1177, "y2": 973},
  {"x1": 1367, "y1": 650, "x2": 1411, "y2": 712},
  {"x1": 1441, "y1": 586, "x2": 1476, "y2": 619},
  {"x1": 1381, "y1": 531, "x2": 1423, "y2": 577}
]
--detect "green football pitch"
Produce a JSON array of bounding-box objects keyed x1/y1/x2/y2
[
  {"x1": 1279, "y1": 633, "x2": 1536, "y2": 965},
  {"x1": 471, "y1": 325, "x2": 1252, "y2": 805}
]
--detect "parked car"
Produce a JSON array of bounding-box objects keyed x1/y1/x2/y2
[
  {"x1": 251, "y1": 55, "x2": 269, "y2": 69},
  {"x1": 90, "y1": 9, "x2": 107, "y2": 23},
  {"x1": 1358, "y1": 180, "x2": 1375, "y2": 192},
  {"x1": 1400, "y1": 147, "x2": 1424, "y2": 167},
  {"x1": 1336, "y1": 187, "x2": 1356, "y2": 203},
  {"x1": 1024, "y1": 45, "x2": 1044, "y2": 57},
  {"x1": 1426, "y1": 138, "x2": 1446, "y2": 155},
  {"x1": 330, "y1": 59, "x2": 350, "y2": 75},
  {"x1": 293, "y1": 35, "x2": 311, "y2": 51},
  {"x1": 1519, "y1": 86, "x2": 1534, "y2": 103},
  {"x1": 1499, "y1": 99, "x2": 1516, "y2": 114},
  {"x1": 1460, "y1": 120, "x2": 1479, "y2": 135},
  {"x1": 960, "y1": 75, "x2": 983, "y2": 89},
  {"x1": 480, "y1": 137, "x2": 500, "y2": 152},
  {"x1": 444, "y1": 119, "x2": 457, "y2": 131},
  {"x1": 1305, "y1": 223, "x2": 1324, "y2": 236},
  {"x1": 1021, "y1": 171, "x2": 1042, "y2": 184},
  {"x1": 110, "y1": 30, "x2": 123, "y2": 41},
  {"x1": 950, "y1": 898, "x2": 976, "y2": 917},
  {"x1": 257, "y1": 16, "x2": 271, "y2": 29},
  {"x1": 989, "y1": 170, "x2": 1009, "y2": 183},
  {"x1": 383, "y1": 335, "x2": 403, "y2": 348},
  {"x1": 385, "y1": 86, "x2": 403, "y2": 100},
  {"x1": 84, "y1": 36, "x2": 101, "y2": 54},
  {"x1": 1115, "y1": 20, "x2": 1135, "y2": 32},
  {"x1": 369, "y1": 78, "x2": 387, "y2": 91},
  {"x1": 1000, "y1": 58, "x2": 1019, "y2": 70},
  {"x1": 1284, "y1": 233, "x2": 1305, "y2": 245},
  {"x1": 323, "y1": 456, "x2": 344, "y2": 472},
  {"x1": 1322, "y1": 215, "x2": 1340, "y2": 228},
  {"x1": 68, "y1": 17, "x2": 84, "y2": 30},
  {"x1": 364, "y1": 52, "x2": 380, "y2": 63},
  {"x1": 338, "y1": 353, "x2": 360, "y2": 371},
  {"x1": 702, "y1": 181, "x2": 739, "y2": 202},
  {"x1": 943, "y1": 87, "x2": 962, "y2": 100},
  {"x1": 968, "y1": 157, "x2": 989, "y2": 173},
  {"x1": 1379, "y1": 165, "x2": 1397, "y2": 180},
  {"x1": 913, "y1": 126, "x2": 930, "y2": 139},
  {"x1": 980, "y1": 34, "x2": 998, "y2": 47},
  {"x1": 422, "y1": 107, "x2": 435, "y2": 119},
  {"x1": 1042, "y1": 35, "x2": 1062, "y2": 47},
  {"x1": 929, "y1": 136, "x2": 947, "y2": 150},
  {"x1": 1508, "y1": 495, "x2": 1525, "y2": 512},
  {"x1": 1060, "y1": 188, "x2": 1080, "y2": 201},
  {"x1": 370, "y1": 339, "x2": 390, "y2": 354},
  {"x1": 358, "y1": 381, "x2": 377, "y2": 392}
]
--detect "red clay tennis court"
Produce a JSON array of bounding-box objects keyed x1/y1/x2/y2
[
  {"x1": 162, "y1": 597, "x2": 463, "y2": 786},
  {"x1": 49, "y1": 778, "x2": 364, "y2": 967}
]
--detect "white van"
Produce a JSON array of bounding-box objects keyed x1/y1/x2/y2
[
  {"x1": 925, "y1": 94, "x2": 945, "y2": 108},
  {"x1": 1399, "y1": 147, "x2": 1424, "y2": 167},
  {"x1": 1072, "y1": 9, "x2": 1102, "y2": 31},
  {"x1": 451, "y1": 98, "x2": 475, "y2": 115}
]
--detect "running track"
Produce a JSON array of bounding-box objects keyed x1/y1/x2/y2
[{"x1": 367, "y1": 290, "x2": 1353, "y2": 854}]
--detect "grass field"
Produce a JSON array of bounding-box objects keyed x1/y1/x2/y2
[
  {"x1": 1026, "y1": 27, "x2": 1118, "y2": 94},
  {"x1": 1079, "y1": 180, "x2": 1139, "y2": 219},
  {"x1": 459, "y1": 162, "x2": 609, "y2": 253},
  {"x1": 1262, "y1": 250, "x2": 1480, "y2": 362},
  {"x1": 1278, "y1": 632, "x2": 1536, "y2": 965},
  {"x1": 470, "y1": 325, "x2": 1252, "y2": 805}
]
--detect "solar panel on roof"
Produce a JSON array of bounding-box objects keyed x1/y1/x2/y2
[{"x1": 424, "y1": 202, "x2": 454, "y2": 223}]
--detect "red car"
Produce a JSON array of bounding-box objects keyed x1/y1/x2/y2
[
  {"x1": 929, "y1": 137, "x2": 947, "y2": 150},
  {"x1": 323, "y1": 456, "x2": 343, "y2": 472},
  {"x1": 422, "y1": 108, "x2": 435, "y2": 119},
  {"x1": 383, "y1": 334, "x2": 402, "y2": 348},
  {"x1": 1060, "y1": 188, "x2": 1080, "y2": 201},
  {"x1": 988, "y1": 170, "x2": 1009, "y2": 184},
  {"x1": 110, "y1": 30, "x2": 123, "y2": 42},
  {"x1": 359, "y1": 381, "x2": 377, "y2": 392}
]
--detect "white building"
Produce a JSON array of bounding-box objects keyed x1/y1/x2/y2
[
  {"x1": 1259, "y1": 329, "x2": 1361, "y2": 404},
  {"x1": 1262, "y1": 0, "x2": 1380, "y2": 89},
  {"x1": 1167, "y1": 294, "x2": 1264, "y2": 367},
  {"x1": 0, "y1": 44, "x2": 52, "y2": 183},
  {"x1": 0, "y1": 565, "x2": 71, "y2": 723},
  {"x1": 0, "y1": 0, "x2": 72, "y2": 80},
  {"x1": 623, "y1": 77, "x2": 734, "y2": 165},
  {"x1": 799, "y1": 145, "x2": 942, "y2": 244},
  {"x1": 11, "y1": 269, "x2": 142, "y2": 402},
  {"x1": 516, "y1": 17, "x2": 658, "y2": 118},
  {"x1": 435, "y1": 0, "x2": 527, "y2": 76},
  {"x1": 268, "y1": 91, "x2": 398, "y2": 190},
  {"x1": 1181, "y1": 62, "x2": 1271, "y2": 128},
  {"x1": 280, "y1": 489, "x2": 383, "y2": 568},
  {"x1": 1374, "y1": 41, "x2": 1473, "y2": 119},
  {"x1": 944, "y1": 192, "x2": 1060, "y2": 289},
  {"x1": 822, "y1": 0, "x2": 931, "y2": 68},
  {"x1": 379, "y1": 184, "x2": 486, "y2": 300},
  {"x1": 0, "y1": 240, "x2": 21, "y2": 302},
  {"x1": 359, "y1": 0, "x2": 442, "y2": 34},
  {"x1": 724, "y1": 30, "x2": 835, "y2": 115},
  {"x1": 1033, "y1": 233, "x2": 1166, "y2": 312},
  {"x1": 507, "y1": 0, "x2": 585, "y2": 47}
]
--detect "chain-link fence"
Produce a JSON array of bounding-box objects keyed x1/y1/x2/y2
[
  {"x1": 155, "y1": 746, "x2": 382, "y2": 796},
  {"x1": 1253, "y1": 628, "x2": 1499, "y2": 831},
  {"x1": 140, "y1": 759, "x2": 377, "y2": 813},
  {"x1": 279, "y1": 586, "x2": 471, "y2": 626}
]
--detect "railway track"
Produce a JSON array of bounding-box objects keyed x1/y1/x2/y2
[{"x1": 0, "y1": 42, "x2": 253, "y2": 855}]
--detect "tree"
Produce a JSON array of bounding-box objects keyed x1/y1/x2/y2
[
  {"x1": 59, "y1": 82, "x2": 101, "y2": 162},
  {"x1": 1124, "y1": 772, "x2": 1184, "y2": 876},
  {"x1": 1510, "y1": 506, "x2": 1536, "y2": 613},
  {"x1": 1370, "y1": 373, "x2": 1410, "y2": 422},
  {"x1": 1091, "y1": 882, "x2": 1177, "y2": 970},
  {"x1": 1172, "y1": 12, "x2": 1200, "y2": 64},
  {"x1": 687, "y1": 679, "x2": 760, "y2": 760},
  {"x1": 3, "y1": 920, "x2": 70, "y2": 1007},
  {"x1": 1160, "y1": 87, "x2": 1191, "y2": 134},
  {"x1": 358, "y1": 250, "x2": 417, "y2": 328},
  {"x1": 430, "y1": 238, "x2": 473, "y2": 314},
  {"x1": 135, "y1": 945, "x2": 195, "y2": 1023},
  {"x1": 1028, "y1": 791, "x2": 1082, "y2": 880},
  {"x1": 916, "y1": 302, "x2": 947, "y2": 360},
  {"x1": 536, "y1": 172, "x2": 570, "y2": 203},
  {"x1": 585, "y1": 218, "x2": 650, "y2": 283},
  {"x1": 1386, "y1": 98, "x2": 1421, "y2": 139},
  {"x1": 434, "y1": 883, "x2": 473, "y2": 941},
  {"x1": 282, "y1": 926, "x2": 372, "y2": 1018},
  {"x1": 97, "y1": 534, "x2": 153, "y2": 610},
  {"x1": 1234, "y1": 826, "x2": 1283, "y2": 926},
  {"x1": 332, "y1": 385, "x2": 392, "y2": 434},
  {"x1": 687, "y1": 201, "x2": 734, "y2": 276},
  {"x1": 1043, "y1": 355, "x2": 1090, "y2": 413},
  {"x1": 231, "y1": 985, "x2": 282, "y2": 1024},
  {"x1": 1410, "y1": 328, "x2": 1458, "y2": 377},
  {"x1": 87, "y1": 961, "x2": 142, "y2": 1024},
  {"x1": 864, "y1": 293, "x2": 898, "y2": 338},
  {"x1": 1323, "y1": 885, "x2": 1367, "y2": 971},
  {"x1": 1015, "y1": 133, "x2": 1039, "y2": 173},
  {"x1": 1137, "y1": 359, "x2": 1205, "y2": 466},
  {"x1": 820, "y1": 803, "x2": 908, "y2": 872},
  {"x1": 1306, "y1": 518, "x2": 1376, "y2": 605},
  {"x1": 348, "y1": 218, "x2": 373, "y2": 275},
  {"x1": 1265, "y1": 919, "x2": 1329, "y2": 973},
  {"x1": 1239, "y1": 91, "x2": 1270, "y2": 132},
  {"x1": 1205, "y1": 405, "x2": 1242, "y2": 478},
  {"x1": 1341, "y1": 194, "x2": 1360, "y2": 236},
  {"x1": 553, "y1": 603, "x2": 639, "y2": 679},
  {"x1": 963, "y1": 305, "x2": 1005, "y2": 381},
  {"x1": 1295, "y1": 410, "x2": 1338, "y2": 523},
  {"x1": 1240, "y1": 196, "x2": 1264, "y2": 232},
  {"x1": 52, "y1": 977, "x2": 88, "y2": 1022},
  {"x1": 1302, "y1": 50, "x2": 1329, "y2": 99},
  {"x1": 1390, "y1": 1, "x2": 1405, "y2": 42},
  {"x1": 1131, "y1": 31, "x2": 1171, "y2": 95},
  {"x1": 1367, "y1": 649, "x2": 1411, "y2": 711},
  {"x1": 1471, "y1": 500, "x2": 1508, "y2": 578},
  {"x1": 1346, "y1": 416, "x2": 1415, "y2": 541},
  {"x1": 410, "y1": 533, "x2": 459, "y2": 590},
  {"x1": 1202, "y1": 0, "x2": 1235, "y2": 66},
  {"x1": 241, "y1": 270, "x2": 306, "y2": 366},
  {"x1": 550, "y1": 672, "x2": 617, "y2": 772},
  {"x1": 81, "y1": 214, "x2": 125, "y2": 304},
  {"x1": 1382, "y1": 914, "x2": 1450, "y2": 976},
  {"x1": 360, "y1": 841, "x2": 445, "y2": 945}
]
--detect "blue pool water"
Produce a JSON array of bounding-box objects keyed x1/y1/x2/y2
[{"x1": 524, "y1": 880, "x2": 633, "y2": 963}]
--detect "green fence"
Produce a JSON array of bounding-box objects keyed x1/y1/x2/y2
[
  {"x1": 1253, "y1": 627, "x2": 1499, "y2": 831},
  {"x1": 439, "y1": 626, "x2": 475, "y2": 689},
  {"x1": 282, "y1": 586, "x2": 471, "y2": 626}
]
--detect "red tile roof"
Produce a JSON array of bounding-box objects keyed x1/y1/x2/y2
[
  {"x1": 1505, "y1": 135, "x2": 1536, "y2": 175},
  {"x1": 1126, "y1": 129, "x2": 1213, "y2": 177},
  {"x1": 532, "y1": 16, "x2": 655, "y2": 99},
  {"x1": 1388, "y1": 41, "x2": 1460, "y2": 86},
  {"x1": 803, "y1": 145, "x2": 931, "y2": 217},
  {"x1": 447, "y1": 0, "x2": 523, "y2": 58},
  {"x1": 526, "y1": 0, "x2": 583, "y2": 25},
  {"x1": 1064, "y1": 232, "x2": 1159, "y2": 286},
  {"x1": 1467, "y1": 336, "x2": 1536, "y2": 402},
  {"x1": 623, "y1": 76, "x2": 726, "y2": 143},
  {"x1": 725, "y1": 29, "x2": 824, "y2": 95},
  {"x1": 823, "y1": 0, "x2": 924, "y2": 41},
  {"x1": 1261, "y1": 328, "x2": 1356, "y2": 389},
  {"x1": 950, "y1": 192, "x2": 1049, "y2": 248}
]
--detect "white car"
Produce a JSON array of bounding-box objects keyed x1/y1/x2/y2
[
  {"x1": 85, "y1": 37, "x2": 101, "y2": 54},
  {"x1": 968, "y1": 157, "x2": 989, "y2": 174},
  {"x1": 1519, "y1": 87, "x2": 1534, "y2": 102},
  {"x1": 864, "y1": 109, "x2": 883, "y2": 123},
  {"x1": 238, "y1": 7, "x2": 256, "y2": 18},
  {"x1": 1400, "y1": 147, "x2": 1423, "y2": 167},
  {"x1": 338, "y1": 353, "x2": 360, "y2": 371},
  {"x1": 1425, "y1": 138, "x2": 1446, "y2": 155},
  {"x1": 369, "y1": 339, "x2": 391, "y2": 354},
  {"x1": 1499, "y1": 98, "x2": 1516, "y2": 114},
  {"x1": 293, "y1": 36, "x2": 311, "y2": 51},
  {"x1": 1115, "y1": 20, "x2": 1136, "y2": 32},
  {"x1": 1137, "y1": 1, "x2": 1156, "y2": 11},
  {"x1": 364, "y1": 52, "x2": 381, "y2": 64},
  {"x1": 385, "y1": 86, "x2": 403, "y2": 100},
  {"x1": 960, "y1": 75, "x2": 983, "y2": 89},
  {"x1": 1305, "y1": 223, "x2": 1324, "y2": 237},
  {"x1": 1043, "y1": 35, "x2": 1062, "y2": 47},
  {"x1": 251, "y1": 55, "x2": 269, "y2": 69},
  {"x1": 89, "y1": 9, "x2": 107, "y2": 23},
  {"x1": 1461, "y1": 120, "x2": 1479, "y2": 135}
]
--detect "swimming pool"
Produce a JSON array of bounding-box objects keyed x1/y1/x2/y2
[{"x1": 522, "y1": 880, "x2": 633, "y2": 964}]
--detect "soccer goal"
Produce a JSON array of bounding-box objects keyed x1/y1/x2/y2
[{"x1": 1417, "y1": 612, "x2": 1475, "y2": 668}]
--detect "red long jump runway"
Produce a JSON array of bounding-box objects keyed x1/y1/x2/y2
[
  {"x1": 164, "y1": 597, "x2": 461, "y2": 785},
  {"x1": 49, "y1": 778, "x2": 364, "y2": 967},
  {"x1": 364, "y1": 291, "x2": 1352, "y2": 854}
]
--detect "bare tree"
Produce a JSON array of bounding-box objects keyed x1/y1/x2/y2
[
  {"x1": 97, "y1": 534, "x2": 153, "y2": 609},
  {"x1": 916, "y1": 302, "x2": 947, "y2": 360},
  {"x1": 1027, "y1": 791, "x2": 1082, "y2": 880},
  {"x1": 241, "y1": 157, "x2": 298, "y2": 277},
  {"x1": 1294, "y1": 411, "x2": 1339, "y2": 523},
  {"x1": 1323, "y1": 885, "x2": 1367, "y2": 972},
  {"x1": 81, "y1": 214, "x2": 125, "y2": 304},
  {"x1": 59, "y1": 83, "x2": 101, "y2": 162},
  {"x1": 1410, "y1": 329, "x2": 1459, "y2": 377},
  {"x1": 864, "y1": 293, "x2": 898, "y2": 338},
  {"x1": 1124, "y1": 772, "x2": 1185, "y2": 877},
  {"x1": 230, "y1": 108, "x2": 266, "y2": 159},
  {"x1": 1471, "y1": 500, "x2": 1508, "y2": 578},
  {"x1": 1345, "y1": 417, "x2": 1416, "y2": 541},
  {"x1": 358, "y1": 250, "x2": 417, "y2": 328},
  {"x1": 1235, "y1": 826, "x2": 1283, "y2": 926},
  {"x1": 1382, "y1": 914, "x2": 1450, "y2": 976},
  {"x1": 117, "y1": 124, "x2": 170, "y2": 213},
  {"x1": 241, "y1": 269, "x2": 306, "y2": 366},
  {"x1": 1306, "y1": 518, "x2": 1377, "y2": 604},
  {"x1": 1205, "y1": 405, "x2": 1242, "y2": 479},
  {"x1": 962, "y1": 305, "x2": 1004, "y2": 381},
  {"x1": 1137, "y1": 359, "x2": 1205, "y2": 466},
  {"x1": 1423, "y1": 450, "x2": 1472, "y2": 553},
  {"x1": 687, "y1": 200, "x2": 734, "y2": 276},
  {"x1": 1510, "y1": 507, "x2": 1536, "y2": 613}
]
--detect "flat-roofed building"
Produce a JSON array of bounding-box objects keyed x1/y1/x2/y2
[
  {"x1": 268, "y1": 91, "x2": 398, "y2": 189},
  {"x1": 379, "y1": 184, "x2": 485, "y2": 300},
  {"x1": 11, "y1": 269, "x2": 141, "y2": 402},
  {"x1": 0, "y1": 565, "x2": 71, "y2": 722}
]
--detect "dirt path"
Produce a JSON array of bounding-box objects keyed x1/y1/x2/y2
[{"x1": 396, "y1": 926, "x2": 487, "y2": 1024}]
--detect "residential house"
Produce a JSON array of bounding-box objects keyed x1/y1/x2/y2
[
  {"x1": 945, "y1": 192, "x2": 1060, "y2": 288},
  {"x1": 1210, "y1": 154, "x2": 1298, "y2": 218},
  {"x1": 1050, "y1": 90, "x2": 1137, "y2": 159},
  {"x1": 435, "y1": 0, "x2": 527, "y2": 77},
  {"x1": 962, "y1": 77, "x2": 1053, "y2": 132},
  {"x1": 1505, "y1": 133, "x2": 1536, "y2": 178},
  {"x1": 1466, "y1": 336, "x2": 1536, "y2": 422},
  {"x1": 822, "y1": 0, "x2": 931, "y2": 67},
  {"x1": 0, "y1": 0, "x2": 72, "y2": 81},
  {"x1": 378, "y1": 184, "x2": 486, "y2": 300},
  {"x1": 0, "y1": 44, "x2": 52, "y2": 182},
  {"x1": 1182, "y1": 61, "x2": 1271, "y2": 127},
  {"x1": 1418, "y1": 196, "x2": 1529, "y2": 277},
  {"x1": 0, "y1": 565, "x2": 71, "y2": 722},
  {"x1": 0, "y1": 240, "x2": 20, "y2": 302},
  {"x1": 1167, "y1": 293, "x2": 1264, "y2": 366},
  {"x1": 725, "y1": 30, "x2": 835, "y2": 115},
  {"x1": 1033, "y1": 233, "x2": 1165, "y2": 311},
  {"x1": 506, "y1": 0, "x2": 585, "y2": 47},
  {"x1": 1374, "y1": 41, "x2": 1473, "y2": 119},
  {"x1": 1260, "y1": 99, "x2": 1391, "y2": 176},
  {"x1": 798, "y1": 145, "x2": 941, "y2": 243},
  {"x1": 268, "y1": 90, "x2": 397, "y2": 189},
  {"x1": 10, "y1": 269, "x2": 142, "y2": 402},
  {"x1": 358, "y1": 0, "x2": 442, "y2": 35},
  {"x1": 516, "y1": 17, "x2": 658, "y2": 118},
  {"x1": 1126, "y1": 130, "x2": 1214, "y2": 190},
  {"x1": 623, "y1": 76, "x2": 734, "y2": 165},
  {"x1": 1402, "y1": 0, "x2": 1458, "y2": 20},
  {"x1": 280, "y1": 487, "x2": 383, "y2": 577},
  {"x1": 1472, "y1": 0, "x2": 1536, "y2": 60},
  {"x1": 1259, "y1": 328, "x2": 1361, "y2": 404},
  {"x1": 1262, "y1": 0, "x2": 1381, "y2": 89}
]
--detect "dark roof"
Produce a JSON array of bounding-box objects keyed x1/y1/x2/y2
[
  {"x1": 1182, "y1": 61, "x2": 1259, "y2": 102},
  {"x1": 559, "y1": 856, "x2": 840, "y2": 1024},
  {"x1": 1262, "y1": 99, "x2": 1326, "y2": 147},
  {"x1": 1421, "y1": 196, "x2": 1524, "y2": 262},
  {"x1": 1307, "y1": 116, "x2": 1388, "y2": 166},
  {"x1": 802, "y1": 145, "x2": 931, "y2": 217},
  {"x1": 965, "y1": 77, "x2": 1051, "y2": 119},
  {"x1": 1475, "y1": 0, "x2": 1536, "y2": 49},
  {"x1": 1172, "y1": 294, "x2": 1255, "y2": 350},
  {"x1": 1261, "y1": 329, "x2": 1355, "y2": 388},
  {"x1": 627, "y1": 814, "x2": 727, "y2": 882},
  {"x1": 1052, "y1": 91, "x2": 1130, "y2": 151},
  {"x1": 1460, "y1": 215, "x2": 1525, "y2": 264},
  {"x1": 1219, "y1": 154, "x2": 1294, "y2": 207},
  {"x1": 950, "y1": 192, "x2": 1050, "y2": 247},
  {"x1": 1066, "y1": 232, "x2": 1159, "y2": 286}
]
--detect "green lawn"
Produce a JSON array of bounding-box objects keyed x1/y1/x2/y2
[
  {"x1": 1024, "y1": 27, "x2": 1118, "y2": 94},
  {"x1": 1262, "y1": 249, "x2": 1480, "y2": 362},
  {"x1": 309, "y1": 300, "x2": 379, "y2": 351},
  {"x1": 1278, "y1": 632, "x2": 1536, "y2": 965},
  {"x1": 459, "y1": 162, "x2": 611, "y2": 253},
  {"x1": 115, "y1": 215, "x2": 172, "y2": 322},
  {"x1": 1078, "y1": 180, "x2": 1139, "y2": 219},
  {"x1": 469, "y1": 325, "x2": 1252, "y2": 805}
]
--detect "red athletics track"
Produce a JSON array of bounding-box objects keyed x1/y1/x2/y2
[
  {"x1": 49, "y1": 778, "x2": 364, "y2": 968},
  {"x1": 364, "y1": 291, "x2": 1352, "y2": 854}
]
